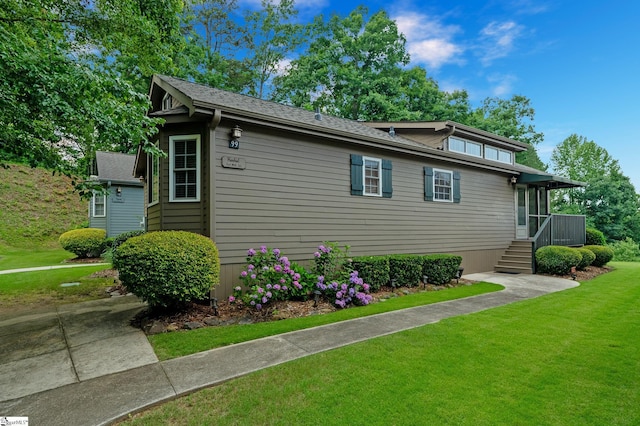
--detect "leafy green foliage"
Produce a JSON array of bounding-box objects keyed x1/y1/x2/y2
[
  {"x1": 422, "y1": 254, "x2": 463, "y2": 285},
  {"x1": 59, "y1": 228, "x2": 107, "y2": 258},
  {"x1": 584, "y1": 245, "x2": 615, "y2": 267},
  {"x1": 535, "y1": 245, "x2": 582, "y2": 275},
  {"x1": 388, "y1": 254, "x2": 423, "y2": 287},
  {"x1": 609, "y1": 238, "x2": 640, "y2": 262},
  {"x1": 351, "y1": 256, "x2": 390, "y2": 291},
  {"x1": 586, "y1": 227, "x2": 606, "y2": 246},
  {"x1": 114, "y1": 231, "x2": 220, "y2": 310},
  {"x1": 576, "y1": 247, "x2": 596, "y2": 270}
]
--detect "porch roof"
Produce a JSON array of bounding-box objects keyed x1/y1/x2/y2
[{"x1": 513, "y1": 164, "x2": 586, "y2": 189}]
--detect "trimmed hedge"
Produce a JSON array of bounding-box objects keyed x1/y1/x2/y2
[
  {"x1": 535, "y1": 245, "x2": 582, "y2": 275},
  {"x1": 576, "y1": 247, "x2": 596, "y2": 270},
  {"x1": 422, "y1": 254, "x2": 463, "y2": 285},
  {"x1": 388, "y1": 254, "x2": 423, "y2": 287},
  {"x1": 586, "y1": 227, "x2": 606, "y2": 246},
  {"x1": 111, "y1": 230, "x2": 146, "y2": 265},
  {"x1": 351, "y1": 256, "x2": 390, "y2": 291},
  {"x1": 113, "y1": 231, "x2": 220, "y2": 310},
  {"x1": 59, "y1": 228, "x2": 107, "y2": 258},
  {"x1": 584, "y1": 245, "x2": 614, "y2": 267}
]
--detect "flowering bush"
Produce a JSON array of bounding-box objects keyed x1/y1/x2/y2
[
  {"x1": 316, "y1": 270, "x2": 372, "y2": 308},
  {"x1": 312, "y1": 241, "x2": 352, "y2": 282}
]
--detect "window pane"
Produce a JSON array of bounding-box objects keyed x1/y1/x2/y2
[
  {"x1": 434, "y1": 170, "x2": 452, "y2": 201},
  {"x1": 499, "y1": 150, "x2": 512, "y2": 163},
  {"x1": 485, "y1": 146, "x2": 498, "y2": 160},
  {"x1": 467, "y1": 142, "x2": 482, "y2": 157},
  {"x1": 364, "y1": 158, "x2": 381, "y2": 195},
  {"x1": 449, "y1": 137, "x2": 465, "y2": 153}
]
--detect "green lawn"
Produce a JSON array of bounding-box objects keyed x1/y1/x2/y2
[
  {"x1": 0, "y1": 264, "x2": 113, "y2": 308},
  {"x1": 0, "y1": 246, "x2": 76, "y2": 270},
  {"x1": 122, "y1": 262, "x2": 640, "y2": 425},
  {"x1": 150, "y1": 283, "x2": 502, "y2": 360}
]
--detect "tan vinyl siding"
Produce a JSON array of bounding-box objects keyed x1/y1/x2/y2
[
  {"x1": 393, "y1": 130, "x2": 445, "y2": 148},
  {"x1": 212, "y1": 122, "x2": 515, "y2": 291}
]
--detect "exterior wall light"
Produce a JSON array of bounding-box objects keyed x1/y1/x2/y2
[
  {"x1": 229, "y1": 125, "x2": 242, "y2": 149},
  {"x1": 510, "y1": 176, "x2": 518, "y2": 185}
]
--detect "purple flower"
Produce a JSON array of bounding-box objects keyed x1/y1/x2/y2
[
  {"x1": 266, "y1": 291, "x2": 272, "y2": 298},
  {"x1": 235, "y1": 286, "x2": 242, "y2": 291},
  {"x1": 336, "y1": 291, "x2": 343, "y2": 299},
  {"x1": 341, "y1": 283, "x2": 348, "y2": 291},
  {"x1": 282, "y1": 285, "x2": 288, "y2": 291},
  {"x1": 248, "y1": 264, "x2": 255, "y2": 271},
  {"x1": 318, "y1": 245, "x2": 326, "y2": 252},
  {"x1": 314, "y1": 251, "x2": 321, "y2": 258},
  {"x1": 273, "y1": 248, "x2": 280, "y2": 256},
  {"x1": 250, "y1": 300, "x2": 256, "y2": 306},
  {"x1": 256, "y1": 303, "x2": 262, "y2": 310},
  {"x1": 260, "y1": 245, "x2": 267, "y2": 254},
  {"x1": 280, "y1": 256, "x2": 289, "y2": 264},
  {"x1": 247, "y1": 248, "x2": 256, "y2": 256},
  {"x1": 294, "y1": 273, "x2": 301, "y2": 281},
  {"x1": 363, "y1": 284, "x2": 370, "y2": 292},
  {"x1": 251, "y1": 274, "x2": 257, "y2": 280},
  {"x1": 240, "y1": 271, "x2": 248, "y2": 277},
  {"x1": 294, "y1": 282, "x2": 302, "y2": 289},
  {"x1": 279, "y1": 278, "x2": 286, "y2": 284},
  {"x1": 274, "y1": 284, "x2": 281, "y2": 291},
  {"x1": 274, "y1": 265, "x2": 282, "y2": 273},
  {"x1": 228, "y1": 295, "x2": 235, "y2": 302},
  {"x1": 262, "y1": 296, "x2": 268, "y2": 303},
  {"x1": 349, "y1": 288, "x2": 355, "y2": 297},
  {"x1": 318, "y1": 275, "x2": 325, "y2": 283},
  {"x1": 266, "y1": 284, "x2": 272, "y2": 290},
  {"x1": 335, "y1": 299, "x2": 346, "y2": 308},
  {"x1": 263, "y1": 266, "x2": 269, "y2": 271}
]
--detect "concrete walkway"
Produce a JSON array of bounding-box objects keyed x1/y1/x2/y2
[
  {"x1": 0, "y1": 273, "x2": 578, "y2": 426},
  {"x1": 0, "y1": 263, "x2": 111, "y2": 275}
]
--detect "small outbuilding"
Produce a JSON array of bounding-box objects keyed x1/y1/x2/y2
[{"x1": 89, "y1": 151, "x2": 145, "y2": 237}]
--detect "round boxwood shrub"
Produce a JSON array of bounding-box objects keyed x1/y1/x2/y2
[
  {"x1": 113, "y1": 231, "x2": 220, "y2": 310},
  {"x1": 59, "y1": 228, "x2": 107, "y2": 258},
  {"x1": 111, "y1": 230, "x2": 146, "y2": 265},
  {"x1": 535, "y1": 245, "x2": 582, "y2": 275},
  {"x1": 576, "y1": 247, "x2": 596, "y2": 270},
  {"x1": 584, "y1": 245, "x2": 614, "y2": 267},
  {"x1": 586, "y1": 227, "x2": 606, "y2": 246}
]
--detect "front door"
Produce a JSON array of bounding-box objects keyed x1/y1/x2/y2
[{"x1": 515, "y1": 185, "x2": 528, "y2": 239}]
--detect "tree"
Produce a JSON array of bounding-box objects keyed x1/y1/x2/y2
[
  {"x1": 244, "y1": 0, "x2": 304, "y2": 99},
  {"x1": 272, "y1": 7, "x2": 410, "y2": 120},
  {"x1": 469, "y1": 95, "x2": 546, "y2": 170},
  {"x1": 0, "y1": 0, "x2": 173, "y2": 179}
]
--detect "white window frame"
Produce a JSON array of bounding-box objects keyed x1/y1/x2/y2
[
  {"x1": 169, "y1": 134, "x2": 201, "y2": 202},
  {"x1": 449, "y1": 137, "x2": 482, "y2": 158},
  {"x1": 449, "y1": 136, "x2": 514, "y2": 165},
  {"x1": 162, "y1": 93, "x2": 173, "y2": 110},
  {"x1": 149, "y1": 143, "x2": 160, "y2": 207},
  {"x1": 433, "y1": 168, "x2": 453, "y2": 202},
  {"x1": 363, "y1": 156, "x2": 382, "y2": 197},
  {"x1": 498, "y1": 149, "x2": 513, "y2": 164},
  {"x1": 92, "y1": 192, "x2": 106, "y2": 217}
]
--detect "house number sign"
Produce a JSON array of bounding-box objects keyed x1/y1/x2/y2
[{"x1": 221, "y1": 156, "x2": 246, "y2": 169}]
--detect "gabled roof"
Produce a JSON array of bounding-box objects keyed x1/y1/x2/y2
[
  {"x1": 94, "y1": 151, "x2": 142, "y2": 186},
  {"x1": 143, "y1": 75, "x2": 583, "y2": 189}
]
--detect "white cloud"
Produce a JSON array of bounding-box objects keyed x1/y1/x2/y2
[
  {"x1": 394, "y1": 12, "x2": 465, "y2": 70},
  {"x1": 487, "y1": 73, "x2": 517, "y2": 96},
  {"x1": 478, "y1": 20, "x2": 524, "y2": 65}
]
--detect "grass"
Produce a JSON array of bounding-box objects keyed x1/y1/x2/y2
[
  {"x1": 149, "y1": 282, "x2": 502, "y2": 360},
  {"x1": 0, "y1": 246, "x2": 76, "y2": 270},
  {"x1": 0, "y1": 264, "x2": 113, "y2": 309},
  {"x1": 121, "y1": 262, "x2": 640, "y2": 425},
  {"x1": 0, "y1": 163, "x2": 86, "y2": 248}
]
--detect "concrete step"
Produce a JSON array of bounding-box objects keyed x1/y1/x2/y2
[{"x1": 494, "y1": 264, "x2": 533, "y2": 274}]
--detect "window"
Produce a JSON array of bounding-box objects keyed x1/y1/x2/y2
[
  {"x1": 364, "y1": 157, "x2": 381, "y2": 196},
  {"x1": 350, "y1": 154, "x2": 392, "y2": 198},
  {"x1": 449, "y1": 136, "x2": 513, "y2": 164},
  {"x1": 162, "y1": 93, "x2": 172, "y2": 110},
  {"x1": 92, "y1": 192, "x2": 106, "y2": 217},
  {"x1": 424, "y1": 167, "x2": 461, "y2": 203},
  {"x1": 169, "y1": 134, "x2": 200, "y2": 202},
  {"x1": 149, "y1": 143, "x2": 160, "y2": 205},
  {"x1": 449, "y1": 137, "x2": 482, "y2": 158}
]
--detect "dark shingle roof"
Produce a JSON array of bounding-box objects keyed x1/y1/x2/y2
[
  {"x1": 154, "y1": 75, "x2": 425, "y2": 149},
  {"x1": 95, "y1": 151, "x2": 141, "y2": 185}
]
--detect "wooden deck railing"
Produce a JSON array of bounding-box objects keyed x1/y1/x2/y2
[{"x1": 531, "y1": 214, "x2": 586, "y2": 272}]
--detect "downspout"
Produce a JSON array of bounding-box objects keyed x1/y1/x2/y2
[
  {"x1": 441, "y1": 123, "x2": 456, "y2": 150},
  {"x1": 208, "y1": 109, "x2": 221, "y2": 241}
]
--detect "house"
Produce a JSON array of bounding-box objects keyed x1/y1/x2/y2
[
  {"x1": 135, "y1": 75, "x2": 585, "y2": 297},
  {"x1": 89, "y1": 151, "x2": 145, "y2": 237}
]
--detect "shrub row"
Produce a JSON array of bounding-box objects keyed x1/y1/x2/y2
[
  {"x1": 535, "y1": 244, "x2": 614, "y2": 274},
  {"x1": 352, "y1": 253, "x2": 462, "y2": 289},
  {"x1": 59, "y1": 228, "x2": 145, "y2": 259}
]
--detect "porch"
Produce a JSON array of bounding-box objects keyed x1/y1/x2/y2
[{"x1": 495, "y1": 213, "x2": 586, "y2": 274}]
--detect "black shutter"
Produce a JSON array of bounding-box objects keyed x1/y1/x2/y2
[
  {"x1": 350, "y1": 154, "x2": 363, "y2": 196},
  {"x1": 424, "y1": 167, "x2": 434, "y2": 201},
  {"x1": 382, "y1": 159, "x2": 392, "y2": 198}
]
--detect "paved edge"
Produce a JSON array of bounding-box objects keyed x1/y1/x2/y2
[{"x1": 0, "y1": 273, "x2": 579, "y2": 426}]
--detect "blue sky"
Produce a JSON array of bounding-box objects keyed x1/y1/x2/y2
[{"x1": 246, "y1": 0, "x2": 640, "y2": 190}]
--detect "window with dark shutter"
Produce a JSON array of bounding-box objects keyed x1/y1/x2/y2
[{"x1": 351, "y1": 154, "x2": 392, "y2": 198}]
